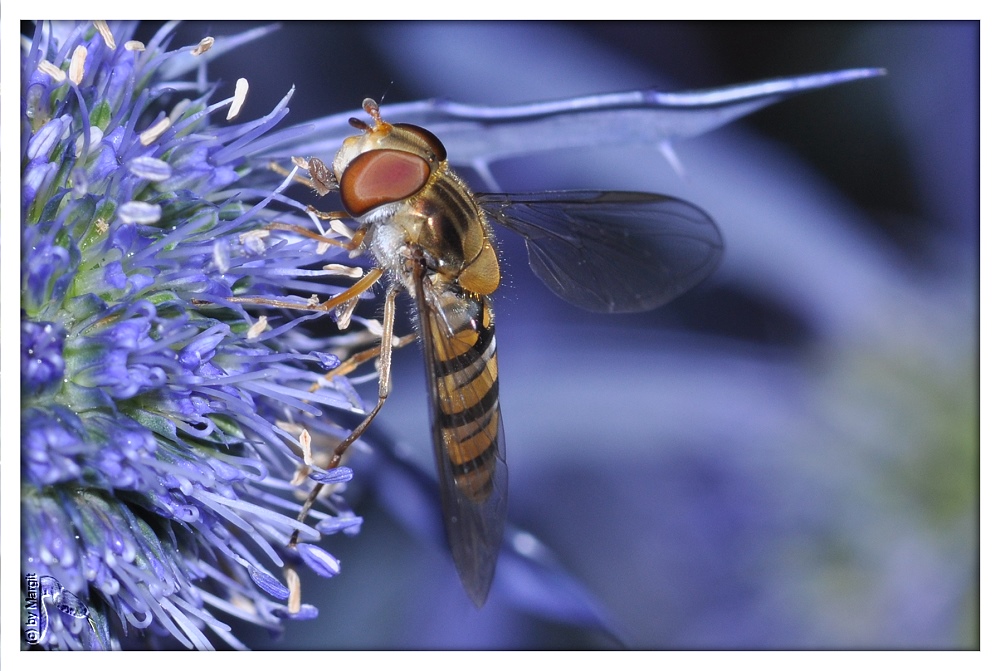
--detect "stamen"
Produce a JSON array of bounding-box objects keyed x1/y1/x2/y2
[
  {"x1": 93, "y1": 21, "x2": 115, "y2": 49},
  {"x1": 284, "y1": 567, "x2": 301, "y2": 615},
  {"x1": 124, "y1": 40, "x2": 145, "y2": 52},
  {"x1": 69, "y1": 45, "x2": 87, "y2": 85},
  {"x1": 229, "y1": 591, "x2": 255, "y2": 615},
  {"x1": 139, "y1": 117, "x2": 171, "y2": 146},
  {"x1": 119, "y1": 201, "x2": 162, "y2": 224},
  {"x1": 325, "y1": 219, "x2": 355, "y2": 239},
  {"x1": 227, "y1": 78, "x2": 249, "y2": 121},
  {"x1": 290, "y1": 466, "x2": 309, "y2": 487},
  {"x1": 277, "y1": 422, "x2": 314, "y2": 473},
  {"x1": 298, "y1": 428, "x2": 313, "y2": 466},
  {"x1": 238, "y1": 229, "x2": 269, "y2": 244},
  {"x1": 128, "y1": 156, "x2": 172, "y2": 181},
  {"x1": 323, "y1": 264, "x2": 364, "y2": 279},
  {"x1": 74, "y1": 126, "x2": 103, "y2": 156},
  {"x1": 247, "y1": 316, "x2": 268, "y2": 340},
  {"x1": 356, "y1": 316, "x2": 385, "y2": 338},
  {"x1": 191, "y1": 37, "x2": 214, "y2": 56},
  {"x1": 38, "y1": 60, "x2": 66, "y2": 82},
  {"x1": 169, "y1": 99, "x2": 191, "y2": 123}
]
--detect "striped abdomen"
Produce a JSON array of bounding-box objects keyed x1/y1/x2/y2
[{"x1": 425, "y1": 291, "x2": 502, "y2": 502}]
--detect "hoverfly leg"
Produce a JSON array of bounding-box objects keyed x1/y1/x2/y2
[
  {"x1": 305, "y1": 157, "x2": 339, "y2": 196},
  {"x1": 269, "y1": 156, "x2": 340, "y2": 197},
  {"x1": 311, "y1": 268, "x2": 382, "y2": 313},
  {"x1": 267, "y1": 159, "x2": 317, "y2": 190},
  {"x1": 323, "y1": 284, "x2": 399, "y2": 465},
  {"x1": 221, "y1": 267, "x2": 383, "y2": 313},
  {"x1": 263, "y1": 220, "x2": 366, "y2": 252},
  {"x1": 289, "y1": 285, "x2": 401, "y2": 548},
  {"x1": 308, "y1": 332, "x2": 417, "y2": 393}
]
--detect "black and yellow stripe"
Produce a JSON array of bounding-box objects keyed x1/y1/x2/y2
[
  {"x1": 415, "y1": 168, "x2": 484, "y2": 259},
  {"x1": 411, "y1": 167, "x2": 500, "y2": 296},
  {"x1": 425, "y1": 293, "x2": 501, "y2": 502}
]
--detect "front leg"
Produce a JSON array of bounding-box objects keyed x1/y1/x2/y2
[
  {"x1": 288, "y1": 284, "x2": 401, "y2": 547},
  {"x1": 304, "y1": 156, "x2": 339, "y2": 196}
]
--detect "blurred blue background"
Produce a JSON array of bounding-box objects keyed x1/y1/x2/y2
[{"x1": 153, "y1": 21, "x2": 978, "y2": 649}]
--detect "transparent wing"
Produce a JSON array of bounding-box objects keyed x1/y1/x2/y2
[
  {"x1": 413, "y1": 265, "x2": 507, "y2": 607},
  {"x1": 478, "y1": 191, "x2": 723, "y2": 313}
]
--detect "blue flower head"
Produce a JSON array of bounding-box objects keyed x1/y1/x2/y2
[{"x1": 20, "y1": 21, "x2": 366, "y2": 650}]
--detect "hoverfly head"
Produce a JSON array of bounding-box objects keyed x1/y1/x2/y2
[{"x1": 333, "y1": 99, "x2": 452, "y2": 217}]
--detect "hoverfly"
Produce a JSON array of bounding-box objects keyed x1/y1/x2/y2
[{"x1": 286, "y1": 98, "x2": 722, "y2": 607}]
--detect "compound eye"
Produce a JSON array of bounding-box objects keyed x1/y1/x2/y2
[
  {"x1": 339, "y1": 149, "x2": 431, "y2": 216},
  {"x1": 395, "y1": 123, "x2": 448, "y2": 161}
]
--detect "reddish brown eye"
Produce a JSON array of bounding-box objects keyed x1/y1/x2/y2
[
  {"x1": 395, "y1": 123, "x2": 448, "y2": 161},
  {"x1": 339, "y1": 149, "x2": 431, "y2": 216}
]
